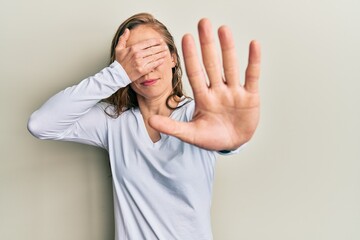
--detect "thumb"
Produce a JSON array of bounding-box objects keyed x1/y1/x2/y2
[
  {"x1": 148, "y1": 115, "x2": 196, "y2": 144},
  {"x1": 117, "y1": 28, "x2": 130, "y2": 49}
]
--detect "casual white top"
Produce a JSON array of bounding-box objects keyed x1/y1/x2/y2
[{"x1": 28, "y1": 61, "x2": 240, "y2": 240}]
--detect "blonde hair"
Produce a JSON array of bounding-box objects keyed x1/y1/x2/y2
[{"x1": 103, "y1": 13, "x2": 188, "y2": 117}]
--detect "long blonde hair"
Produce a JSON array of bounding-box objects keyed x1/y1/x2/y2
[{"x1": 103, "y1": 13, "x2": 188, "y2": 117}]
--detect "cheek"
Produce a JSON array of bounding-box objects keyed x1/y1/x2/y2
[
  {"x1": 129, "y1": 83, "x2": 138, "y2": 94},
  {"x1": 159, "y1": 65, "x2": 174, "y2": 82},
  {"x1": 160, "y1": 51, "x2": 175, "y2": 69}
]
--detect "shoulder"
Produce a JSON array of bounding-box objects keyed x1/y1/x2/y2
[
  {"x1": 171, "y1": 98, "x2": 195, "y2": 122},
  {"x1": 179, "y1": 97, "x2": 194, "y2": 110}
]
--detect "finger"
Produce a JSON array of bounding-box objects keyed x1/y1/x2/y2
[
  {"x1": 218, "y1": 25, "x2": 240, "y2": 87},
  {"x1": 198, "y1": 18, "x2": 223, "y2": 88},
  {"x1": 117, "y1": 28, "x2": 130, "y2": 49},
  {"x1": 182, "y1": 34, "x2": 208, "y2": 96},
  {"x1": 244, "y1": 40, "x2": 261, "y2": 93},
  {"x1": 131, "y1": 38, "x2": 164, "y2": 51},
  {"x1": 145, "y1": 58, "x2": 165, "y2": 71},
  {"x1": 148, "y1": 115, "x2": 196, "y2": 144},
  {"x1": 136, "y1": 43, "x2": 168, "y2": 59},
  {"x1": 134, "y1": 45, "x2": 168, "y2": 75},
  {"x1": 127, "y1": 40, "x2": 167, "y2": 78},
  {"x1": 142, "y1": 51, "x2": 167, "y2": 72}
]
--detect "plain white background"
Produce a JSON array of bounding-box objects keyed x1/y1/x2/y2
[{"x1": 1, "y1": 0, "x2": 359, "y2": 239}]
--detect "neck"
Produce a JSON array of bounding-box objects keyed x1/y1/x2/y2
[
  {"x1": 136, "y1": 93, "x2": 180, "y2": 143},
  {"x1": 137, "y1": 94, "x2": 180, "y2": 118}
]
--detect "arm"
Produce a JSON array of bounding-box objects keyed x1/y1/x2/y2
[
  {"x1": 27, "y1": 62, "x2": 131, "y2": 147},
  {"x1": 149, "y1": 19, "x2": 261, "y2": 151},
  {"x1": 28, "y1": 29, "x2": 168, "y2": 148}
]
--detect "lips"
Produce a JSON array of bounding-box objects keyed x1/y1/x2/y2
[{"x1": 141, "y1": 79, "x2": 158, "y2": 86}]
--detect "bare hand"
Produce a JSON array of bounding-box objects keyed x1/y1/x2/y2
[
  {"x1": 115, "y1": 29, "x2": 169, "y2": 81},
  {"x1": 149, "y1": 19, "x2": 261, "y2": 151}
]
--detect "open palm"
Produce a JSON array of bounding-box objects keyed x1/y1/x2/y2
[{"x1": 149, "y1": 19, "x2": 261, "y2": 151}]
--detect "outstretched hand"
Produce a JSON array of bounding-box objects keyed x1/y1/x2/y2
[{"x1": 149, "y1": 19, "x2": 261, "y2": 151}]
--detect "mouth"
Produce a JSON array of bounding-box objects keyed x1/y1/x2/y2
[{"x1": 141, "y1": 79, "x2": 158, "y2": 86}]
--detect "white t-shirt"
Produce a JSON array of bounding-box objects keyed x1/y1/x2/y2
[{"x1": 28, "y1": 61, "x2": 240, "y2": 240}]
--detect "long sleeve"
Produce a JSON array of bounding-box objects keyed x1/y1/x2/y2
[{"x1": 27, "y1": 61, "x2": 131, "y2": 149}]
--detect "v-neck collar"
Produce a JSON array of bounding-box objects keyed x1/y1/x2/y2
[{"x1": 131, "y1": 97, "x2": 190, "y2": 148}]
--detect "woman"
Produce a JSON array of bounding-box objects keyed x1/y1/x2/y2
[{"x1": 28, "y1": 13, "x2": 261, "y2": 240}]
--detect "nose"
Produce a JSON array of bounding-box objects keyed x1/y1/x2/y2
[{"x1": 143, "y1": 71, "x2": 152, "y2": 79}]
